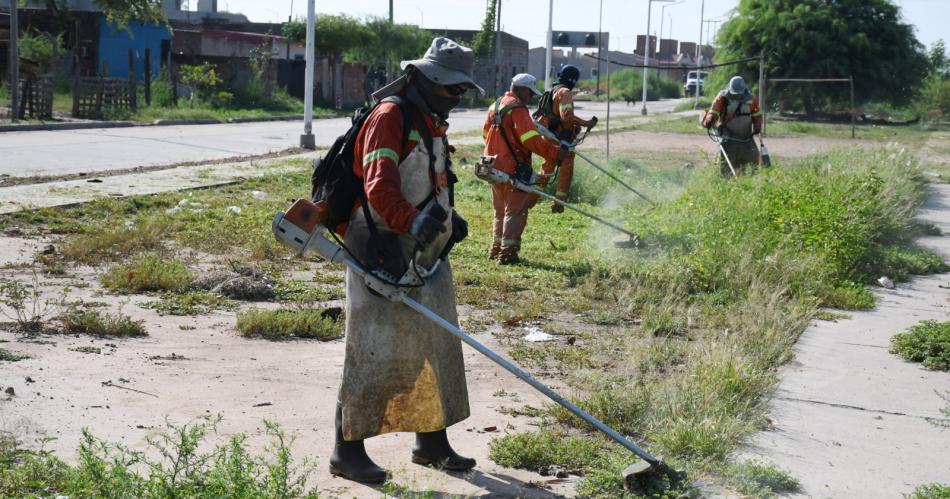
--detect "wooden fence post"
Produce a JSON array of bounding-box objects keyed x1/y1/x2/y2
[
  {"x1": 128, "y1": 48, "x2": 137, "y2": 111},
  {"x1": 144, "y1": 48, "x2": 151, "y2": 106},
  {"x1": 72, "y1": 55, "x2": 80, "y2": 117}
]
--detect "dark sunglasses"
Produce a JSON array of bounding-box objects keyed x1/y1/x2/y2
[{"x1": 444, "y1": 84, "x2": 469, "y2": 96}]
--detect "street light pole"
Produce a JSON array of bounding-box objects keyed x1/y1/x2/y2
[
  {"x1": 596, "y1": 0, "x2": 603, "y2": 97},
  {"x1": 8, "y1": 0, "x2": 18, "y2": 123},
  {"x1": 544, "y1": 0, "x2": 553, "y2": 90},
  {"x1": 641, "y1": 0, "x2": 672, "y2": 116},
  {"x1": 300, "y1": 0, "x2": 315, "y2": 149},
  {"x1": 694, "y1": 0, "x2": 704, "y2": 108},
  {"x1": 658, "y1": 0, "x2": 682, "y2": 64}
]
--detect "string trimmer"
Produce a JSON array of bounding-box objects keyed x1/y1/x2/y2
[
  {"x1": 708, "y1": 127, "x2": 738, "y2": 177},
  {"x1": 535, "y1": 123, "x2": 656, "y2": 207},
  {"x1": 272, "y1": 199, "x2": 684, "y2": 486},
  {"x1": 474, "y1": 156, "x2": 641, "y2": 249}
]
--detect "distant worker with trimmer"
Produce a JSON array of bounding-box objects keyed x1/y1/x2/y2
[
  {"x1": 482, "y1": 73, "x2": 568, "y2": 264},
  {"x1": 329, "y1": 37, "x2": 480, "y2": 483},
  {"x1": 534, "y1": 64, "x2": 598, "y2": 212},
  {"x1": 703, "y1": 76, "x2": 763, "y2": 175}
]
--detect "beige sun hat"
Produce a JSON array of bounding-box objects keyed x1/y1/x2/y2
[{"x1": 400, "y1": 37, "x2": 485, "y2": 95}]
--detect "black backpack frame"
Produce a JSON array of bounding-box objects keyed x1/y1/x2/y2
[{"x1": 310, "y1": 95, "x2": 440, "y2": 233}]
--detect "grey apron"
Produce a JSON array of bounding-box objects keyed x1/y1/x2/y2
[{"x1": 339, "y1": 136, "x2": 470, "y2": 441}]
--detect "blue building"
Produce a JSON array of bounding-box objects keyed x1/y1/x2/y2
[{"x1": 98, "y1": 18, "x2": 172, "y2": 80}]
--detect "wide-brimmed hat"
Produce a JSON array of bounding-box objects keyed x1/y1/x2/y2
[
  {"x1": 728, "y1": 76, "x2": 748, "y2": 95},
  {"x1": 400, "y1": 37, "x2": 485, "y2": 95},
  {"x1": 511, "y1": 73, "x2": 542, "y2": 96}
]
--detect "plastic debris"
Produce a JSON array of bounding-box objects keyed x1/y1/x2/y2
[
  {"x1": 523, "y1": 327, "x2": 554, "y2": 342},
  {"x1": 878, "y1": 276, "x2": 895, "y2": 289},
  {"x1": 226, "y1": 206, "x2": 242, "y2": 213},
  {"x1": 251, "y1": 190, "x2": 269, "y2": 200}
]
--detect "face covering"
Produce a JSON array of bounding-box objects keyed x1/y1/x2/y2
[{"x1": 408, "y1": 71, "x2": 462, "y2": 119}]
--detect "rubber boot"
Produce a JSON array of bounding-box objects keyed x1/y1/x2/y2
[
  {"x1": 411, "y1": 429, "x2": 476, "y2": 471},
  {"x1": 488, "y1": 242, "x2": 501, "y2": 260},
  {"x1": 329, "y1": 403, "x2": 388, "y2": 483},
  {"x1": 498, "y1": 246, "x2": 520, "y2": 265}
]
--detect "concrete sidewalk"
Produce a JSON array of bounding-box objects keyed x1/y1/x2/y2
[
  {"x1": 0, "y1": 153, "x2": 313, "y2": 214},
  {"x1": 744, "y1": 184, "x2": 950, "y2": 497}
]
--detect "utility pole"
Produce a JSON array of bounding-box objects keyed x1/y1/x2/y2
[
  {"x1": 389, "y1": 0, "x2": 393, "y2": 24},
  {"x1": 8, "y1": 0, "x2": 18, "y2": 123},
  {"x1": 595, "y1": 0, "x2": 603, "y2": 97},
  {"x1": 544, "y1": 0, "x2": 553, "y2": 90},
  {"x1": 494, "y1": 0, "x2": 502, "y2": 97},
  {"x1": 694, "y1": 0, "x2": 704, "y2": 108},
  {"x1": 641, "y1": 0, "x2": 673, "y2": 116},
  {"x1": 300, "y1": 0, "x2": 315, "y2": 149}
]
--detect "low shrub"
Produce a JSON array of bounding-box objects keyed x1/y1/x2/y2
[
  {"x1": 59, "y1": 308, "x2": 147, "y2": 337},
  {"x1": 101, "y1": 254, "x2": 194, "y2": 294},
  {"x1": 488, "y1": 430, "x2": 601, "y2": 473},
  {"x1": 0, "y1": 348, "x2": 29, "y2": 362},
  {"x1": 236, "y1": 308, "x2": 343, "y2": 341},
  {"x1": 890, "y1": 320, "x2": 950, "y2": 371},
  {"x1": 0, "y1": 416, "x2": 319, "y2": 498}
]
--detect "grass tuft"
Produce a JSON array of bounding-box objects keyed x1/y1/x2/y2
[
  {"x1": 236, "y1": 308, "x2": 343, "y2": 341},
  {"x1": 101, "y1": 254, "x2": 194, "y2": 294},
  {"x1": 907, "y1": 483, "x2": 950, "y2": 499},
  {"x1": 59, "y1": 308, "x2": 147, "y2": 337},
  {"x1": 142, "y1": 291, "x2": 235, "y2": 316},
  {"x1": 890, "y1": 320, "x2": 950, "y2": 371},
  {"x1": 488, "y1": 430, "x2": 601, "y2": 473},
  {"x1": 0, "y1": 348, "x2": 29, "y2": 362},
  {"x1": 727, "y1": 460, "x2": 800, "y2": 498}
]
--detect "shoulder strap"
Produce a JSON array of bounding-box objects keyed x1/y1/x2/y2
[{"x1": 491, "y1": 99, "x2": 530, "y2": 165}]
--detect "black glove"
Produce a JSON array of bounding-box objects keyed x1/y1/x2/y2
[
  {"x1": 410, "y1": 208, "x2": 447, "y2": 248},
  {"x1": 514, "y1": 162, "x2": 534, "y2": 184},
  {"x1": 588, "y1": 116, "x2": 599, "y2": 128},
  {"x1": 557, "y1": 141, "x2": 572, "y2": 163},
  {"x1": 451, "y1": 212, "x2": 468, "y2": 243}
]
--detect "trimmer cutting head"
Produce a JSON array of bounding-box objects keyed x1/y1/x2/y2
[
  {"x1": 613, "y1": 234, "x2": 642, "y2": 249},
  {"x1": 622, "y1": 460, "x2": 688, "y2": 492}
]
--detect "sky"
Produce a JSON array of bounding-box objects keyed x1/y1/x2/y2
[{"x1": 211, "y1": 0, "x2": 946, "y2": 53}]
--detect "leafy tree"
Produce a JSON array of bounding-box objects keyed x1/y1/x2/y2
[
  {"x1": 472, "y1": 0, "x2": 497, "y2": 59},
  {"x1": 283, "y1": 15, "x2": 374, "y2": 105},
  {"x1": 93, "y1": 0, "x2": 166, "y2": 29},
  {"x1": 928, "y1": 40, "x2": 949, "y2": 78},
  {"x1": 712, "y1": 0, "x2": 929, "y2": 116}
]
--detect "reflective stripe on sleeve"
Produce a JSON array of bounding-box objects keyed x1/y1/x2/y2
[
  {"x1": 708, "y1": 110, "x2": 721, "y2": 116},
  {"x1": 519, "y1": 130, "x2": 540, "y2": 143},
  {"x1": 408, "y1": 129, "x2": 422, "y2": 142},
  {"x1": 559, "y1": 102, "x2": 574, "y2": 113},
  {"x1": 751, "y1": 111, "x2": 763, "y2": 117},
  {"x1": 363, "y1": 148, "x2": 399, "y2": 165}
]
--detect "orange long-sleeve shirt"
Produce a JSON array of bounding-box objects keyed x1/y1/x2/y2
[
  {"x1": 482, "y1": 92, "x2": 560, "y2": 175},
  {"x1": 353, "y1": 98, "x2": 447, "y2": 234},
  {"x1": 706, "y1": 92, "x2": 763, "y2": 128}
]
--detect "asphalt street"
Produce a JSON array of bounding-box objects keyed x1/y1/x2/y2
[{"x1": 0, "y1": 99, "x2": 685, "y2": 178}]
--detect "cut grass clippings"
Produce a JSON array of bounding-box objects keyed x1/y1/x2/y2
[
  {"x1": 236, "y1": 308, "x2": 342, "y2": 341},
  {"x1": 101, "y1": 254, "x2": 193, "y2": 294},
  {"x1": 59, "y1": 308, "x2": 147, "y2": 337},
  {"x1": 890, "y1": 320, "x2": 950, "y2": 371}
]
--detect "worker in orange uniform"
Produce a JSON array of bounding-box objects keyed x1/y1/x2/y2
[
  {"x1": 702, "y1": 76, "x2": 763, "y2": 175},
  {"x1": 331, "y1": 37, "x2": 481, "y2": 484},
  {"x1": 482, "y1": 73, "x2": 568, "y2": 264},
  {"x1": 534, "y1": 64, "x2": 598, "y2": 212}
]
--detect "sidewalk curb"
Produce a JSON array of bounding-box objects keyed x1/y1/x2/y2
[{"x1": 0, "y1": 114, "x2": 309, "y2": 133}]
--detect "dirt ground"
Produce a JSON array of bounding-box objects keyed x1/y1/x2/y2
[{"x1": 0, "y1": 130, "x2": 917, "y2": 498}]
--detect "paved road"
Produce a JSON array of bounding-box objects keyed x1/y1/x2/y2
[{"x1": 0, "y1": 99, "x2": 686, "y2": 178}]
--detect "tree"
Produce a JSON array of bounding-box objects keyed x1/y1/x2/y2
[
  {"x1": 93, "y1": 0, "x2": 166, "y2": 29},
  {"x1": 713, "y1": 0, "x2": 929, "y2": 116},
  {"x1": 284, "y1": 15, "x2": 374, "y2": 106},
  {"x1": 928, "y1": 40, "x2": 949, "y2": 78},
  {"x1": 472, "y1": 0, "x2": 496, "y2": 59}
]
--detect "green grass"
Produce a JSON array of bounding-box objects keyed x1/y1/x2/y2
[
  {"x1": 101, "y1": 254, "x2": 194, "y2": 294},
  {"x1": 907, "y1": 483, "x2": 950, "y2": 499},
  {"x1": 633, "y1": 114, "x2": 943, "y2": 143},
  {"x1": 488, "y1": 430, "x2": 602, "y2": 473},
  {"x1": 0, "y1": 416, "x2": 319, "y2": 498},
  {"x1": 726, "y1": 460, "x2": 800, "y2": 498},
  {"x1": 59, "y1": 308, "x2": 147, "y2": 337},
  {"x1": 890, "y1": 320, "x2": 950, "y2": 371},
  {"x1": 141, "y1": 291, "x2": 236, "y2": 316},
  {"x1": 0, "y1": 348, "x2": 28, "y2": 362},
  {"x1": 236, "y1": 308, "x2": 343, "y2": 341}
]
